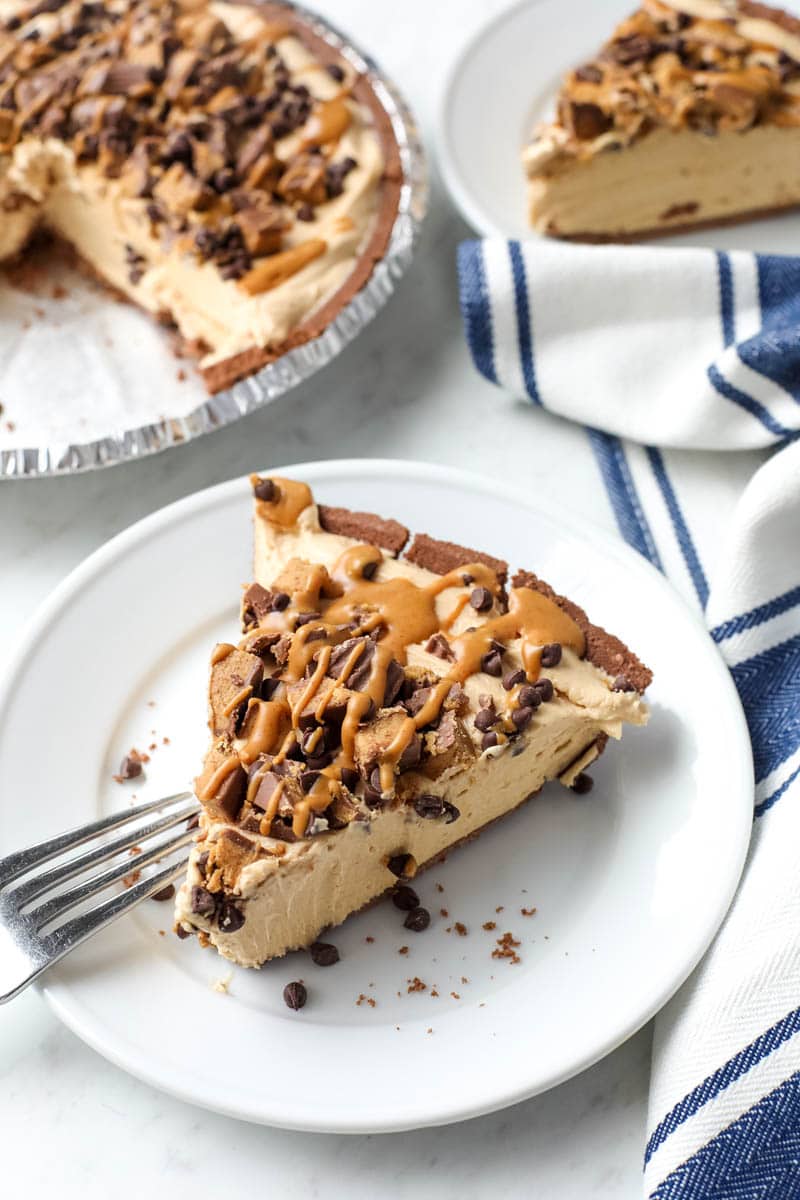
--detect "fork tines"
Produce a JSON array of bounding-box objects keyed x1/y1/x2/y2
[{"x1": 0, "y1": 791, "x2": 198, "y2": 1003}]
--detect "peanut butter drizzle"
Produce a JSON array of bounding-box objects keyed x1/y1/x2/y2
[
  {"x1": 238, "y1": 238, "x2": 327, "y2": 295},
  {"x1": 222, "y1": 684, "x2": 253, "y2": 717},
  {"x1": 197, "y1": 754, "x2": 241, "y2": 802},
  {"x1": 215, "y1": 526, "x2": 586, "y2": 837},
  {"x1": 210, "y1": 642, "x2": 234, "y2": 665},
  {"x1": 251, "y1": 476, "x2": 313, "y2": 527},
  {"x1": 239, "y1": 698, "x2": 289, "y2": 765},
  {"x1": 300, "y1": 95, "x2": 352, "y2": 149}
]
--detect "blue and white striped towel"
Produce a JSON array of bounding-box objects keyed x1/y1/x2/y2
[{"x1": 458, "y1": 239, "x2": 800, "y2": 1199}]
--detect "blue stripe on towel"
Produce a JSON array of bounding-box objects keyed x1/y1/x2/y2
[
  {"x1": 731, "y1": 633, "x2": 800, "y2": 784},
  {"x1": 456, "y1": 241, "x2": 498, "y2": 385},
  {"x1": 711, "y1": 585, "x2": 800, "y2": 644},
  {"x1": 644, "y1": 1003, "x2": 800, "y2": 1167},
  {"x1": 508, "y1": 240, "x2": 541, "y2": 405},
  {"x1": 586, "y1": 429, "x2": 664, "y2": 570},
  {"x1": 716, "y1": 252, "x2": 735, "y2": 348},
  {"x1": 707, "y1": 364, "x2": 793, "y2": 440},
  {"x1": 755, "y1": 759, "x2": 800, "y2": 820},
  {"x1": 645, "y1": 447, "x2": 709, "y2": 609},
  {"x1": 649, "y1": 1069, "x2": 800, "y2": 1199},
  {"x1": 737, "y1": 256, "x2": 800, "y2": 405}
]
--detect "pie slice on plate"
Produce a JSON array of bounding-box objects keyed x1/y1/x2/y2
[
  {"x1": 523, "y1": 0, "x2": 800, "y2": 240},
  {"x1": 174, "y1": 476, "x2": 652, "y2": 966}
]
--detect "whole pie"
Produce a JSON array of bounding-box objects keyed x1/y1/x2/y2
[
  {"x1": 523, "y1": 0, "x2": 800, "y2": 240},
  {"x1": 0, "y1": 0, "x2": 401, "y2": 391},
  {"x1": 174, "y1": 475, "x2": 652, "y2": 967}
]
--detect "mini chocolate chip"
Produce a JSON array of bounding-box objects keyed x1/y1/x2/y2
[
  {"x1": 481, "y1": 730, "x2": 499, "y2": 750},
  {"x1": 310, "y1": 941, "x2": 339, "y2": 966},
  {"x1": 190, "y1": 886, "x2": 216, "y2": 917},
  {"x1": 197, "y1": 851, "x2": 210, "y2": 872},
  {"x1": 296, "y1": 202, "x2": 315, "y2": 221},
  {"x1": 271, "y1": 591, "x2": 291, "y2": 611},
  {"x1": 364, "y1": 783, "x2": 383, "y2": 809},
  {"x1": 392, "y1": 885, "x2": 419, "y2": 911},
  {"x1": 387, "y1": 853, "x2": 412, "y2": 877},
  {"x1": 480, "y1": 649, "x2": 503, "y2": 677},
  {"x1": 426, "y1": 633, "x2": 454, "y2": 661},
  {"x1": 150, "y1": 884, "x2": 175, "y2": 902},
  {"x1": 517, "y1": 685, "x2": 542, "y2": 709},
  {"x1": 283, "y1": 981, "x2": 307, "y2": 1010},
  {"x1": 503, "y1": 668, "x2": 525, "y2": 690},
  {"x1": 612, "y1": 674, "x2": 636, "y2": 692},
  {"x1": 572, "y1": 773, "x2": 594, "y2": 795},
  {"x1": 326, "y1": 62, "x2": 345, "y2": 82},
  {"x1": 534, "y1": 678, "x2": 554, "y2": 702},
  {"x1": 404, "y1": 906, "x2": 430, "y2": 932},
  {"x1": 474, "y1": 708, "x2": 496, "y2": 732},
  {"x1": 511, "y1": 706, "x2": 534, "y2": 731},
  {"x1": 340, "y1": 766, "x2": 359, "y2": 790},
  {"x1": 300, "y1": 770, "x2": 321, "y2": 793},
  {"x1": 117, "y1": 754, "x2": 143, "y2": 780},
  {"x1": 540, "y1": 643, "x2": 562, "y2": 668},
  {"x1": 469, "y1": 586, "x2": 493, "y2": 612},
  {"x1": 414, "y1": 794, "x2": 444, "y2": 819},
  {"x1": 218, "y1": 901, "x2": 245, "y2": 933},
  {"x1": 175, "y1": 925, "x2": 192, "y2": 939},
  {"x1": 443, "y1": 802, "x2": 460, "y2": 823},
  {"x1": 260, "y1": 676, "x2": 282, "y2": 700},
  {"x1": 253, "y1": 476, "x2": 277, "y2": 502}
]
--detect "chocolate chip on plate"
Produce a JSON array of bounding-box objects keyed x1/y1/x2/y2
[
  {"x1": 117, "y1": 753, "x2": 143, "y2": 780},
  {"x1": 571, "y1": 773, "x2": 594, "y2": 795},
  {"x1": 310, "y1": 941, "x2": 340, "y2": 966},
  {"x1": 392, "y1": 885, "x2": 419, "y2": 911},
  {"x1": 150, "y1": 884, "x2": 175, "y2": 902},
  {"x1": 283, "y1": 981, "x2": 307, "y2": 1010},
  {"x1": 404, "y1": 906, "x2": 431, "y2": 933}
]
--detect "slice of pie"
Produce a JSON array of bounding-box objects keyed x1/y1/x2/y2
[
  {"x1": 0, "y1": 0, "x2": 401, "y2": 392},
  {"x1": 173, "y1": 475, "x2": 652, "y2": 966},
  {"x1": 522, "y1": 0, "x2": 800, "y2": 240}
]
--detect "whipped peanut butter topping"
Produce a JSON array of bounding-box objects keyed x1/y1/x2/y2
[
  {"x1": 525, "y1": 0, "x2": 800, "y2": 170},
  {"x1": 196, "y1": 475, "x2": 605, "y2": 842}
]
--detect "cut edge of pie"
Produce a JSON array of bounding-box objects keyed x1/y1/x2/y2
[
  {"x1": 522, "y1": 0, "x2": 800, "y2": 241},
  {"x1": 173, "y1": 475, "x2": 652, "y2": 968}
]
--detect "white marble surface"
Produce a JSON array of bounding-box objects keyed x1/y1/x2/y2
[{"x1": 0, "y1": 1, "x2": 652, "y2": 1195}]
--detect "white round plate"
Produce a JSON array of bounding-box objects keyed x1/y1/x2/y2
[
  {"x1": 0, "y1": 459, "x2": 752, "y2": 1131},
  {"x1": 438, "y1": 0, "x2": 800, "y2": 252}
]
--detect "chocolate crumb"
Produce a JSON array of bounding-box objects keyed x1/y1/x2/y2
[
  {"x1": 407, "y1": 976, "x2": 426, "y2": 993},
  {"x1": 253, "y1": 476, "x2": 277, "y2": 502},
  {"x1": 521, "y1": 906, "x2": 537, "y2": 916},
  {"x1": 398, "y1": 945, "x2": 409, "y2": 955},
  {"x1": 115, "y1": 751, "x2": 144, "y2": 781},
  {"x1": 392, "y1": 885, "x2": 419, "y2": 911},
  {"x1": 482, "y1": 920, "x2": 496, "y2": 931},
  {"x1": 454, "y1": 921, "x2": 468, "y2": 937}
]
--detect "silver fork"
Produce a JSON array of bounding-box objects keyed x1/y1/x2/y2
[{"x1": 0, "y1": 791, "x2": 199, "y2": 1003}]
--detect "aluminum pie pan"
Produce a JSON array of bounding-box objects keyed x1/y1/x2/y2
[{"x1": 0, "y1": 2, "x2": 427, "y2": 480}]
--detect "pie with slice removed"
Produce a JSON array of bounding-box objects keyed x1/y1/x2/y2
[
  {"x1": 523, "y1": 0, "x2": 800, "y2": 240},
  {"x1": 173, "y1": 476, "x2": 652, "y2": 966},
  {"x1": 0, "y1": 0, "x2": 400, "y2": 393}
]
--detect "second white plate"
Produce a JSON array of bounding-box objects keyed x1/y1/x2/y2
[
  {"x1": 0, "y1": 459, "x2": 752, "y2": 1131},
  {"x1": 438, "y1": 0, "x2": 800, "y2": 251}
]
